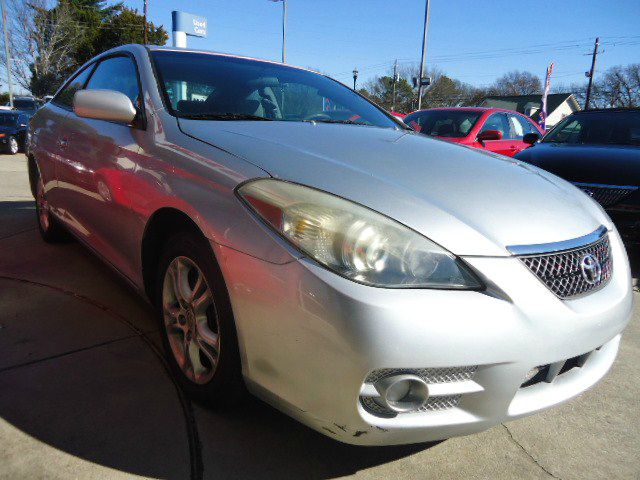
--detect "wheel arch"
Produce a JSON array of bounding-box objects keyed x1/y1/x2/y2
[{"x1": 140, "y1": 207, "x2": 210, "y2": 301}]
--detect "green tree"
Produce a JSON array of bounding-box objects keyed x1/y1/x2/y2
[
  {"x1": 5, "y1": 0, "x2": 169, "y2": 96},
  {"x1": 363, "y1": 75, "x2": 415, "y2": 112}
]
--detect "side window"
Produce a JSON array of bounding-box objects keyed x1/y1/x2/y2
[
  {"x1": 514, "y1": 114, "x2": 538, "y2": 137},
  {"x1": 506, "y1": 114, "x2": 526, "y2": 139},
  {"x1": 85, "y1": 56, "x2": 141, "y2": 106},
  {"x1": 52, "y1": 65, "x2": 94, "y2": 109},
  {"x1": 481, "y1": 113, "x2": 509, "y2": 137}
]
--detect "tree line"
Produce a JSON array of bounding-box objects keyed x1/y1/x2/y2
[
  {"x1": 0, "y1": 0, "x2": 168, "y2": 97},
  {"x1": 358, "y1": 64, "x2": 640, "y2": 113}
]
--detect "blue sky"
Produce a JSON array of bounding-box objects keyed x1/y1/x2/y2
[{"x1": 125, "y1": 0, "x2": 640, "y2": 88}]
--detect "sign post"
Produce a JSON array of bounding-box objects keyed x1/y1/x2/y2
[{"x1": 171, "y1": 11, "x2": 208, "y2": 48}]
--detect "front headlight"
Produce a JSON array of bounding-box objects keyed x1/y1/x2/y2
[{"x1": 237, "y1": 179, "x2": 483, "y2": 289}]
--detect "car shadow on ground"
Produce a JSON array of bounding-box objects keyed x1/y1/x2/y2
[{"x1": 0, "y1": 199, "x2": 432, "y2": 479}]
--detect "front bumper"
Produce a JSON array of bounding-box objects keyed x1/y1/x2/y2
[{"x1": 213, "y1": 230, "x2": 633, "y2": 446}]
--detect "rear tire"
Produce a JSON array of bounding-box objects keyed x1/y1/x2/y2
[
  {"x1": 155, "y1": 230, "x2": 245, "y2": 405},
  {"x1": 35, "y1": 168, "x2": 70, "y2": 243}
]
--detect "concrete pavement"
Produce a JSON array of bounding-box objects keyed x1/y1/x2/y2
[{"x1": 1, "y1": 153, "x2": 638, "y2": 479}]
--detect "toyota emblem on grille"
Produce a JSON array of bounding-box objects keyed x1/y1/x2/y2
[{"x1": 580, "y1": 253, "x2": 602, "y2": 285}]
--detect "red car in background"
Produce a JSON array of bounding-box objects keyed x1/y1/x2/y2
[{"x1": 404, "y1": 107, "x2": 544, "y2": 157}]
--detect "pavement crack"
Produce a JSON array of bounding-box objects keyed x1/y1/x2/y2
[
  {"x1": 0, "y1": 334, "x2": 140, "y2": 374},
  {"x1": 0, "y1": 275, "x2": 204, "y2": 480},
  {"x1": 502, "y1": 424, "x2": 561, "y2": 479},
  {"x1": 0, "y1": 227, "x2": 37, "y2": 241}
]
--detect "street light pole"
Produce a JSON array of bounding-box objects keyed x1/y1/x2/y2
[
  {"x1": 270, "y1": 0, "x2": 287, "y2": 63},
  {"x1": 0, "y1": 0, "x2": 13, "y2": 108},
  {"x1": 392, "y1": 59, "x2": 398, "y2": 111},
  {"x1": 353, "y1": 68, "x2": 358, "y2": 90},
  {"x1": 143, "y1": 0, "x2": 148, "y2": 44},
  {"x1": 417, "y1": 0, "x2": 430, "y2": 110},
  {"x1": 282, "y1": 0, "x2": 287, "y2": 63}
]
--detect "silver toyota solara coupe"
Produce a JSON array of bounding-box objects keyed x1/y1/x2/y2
[{"x1": 28, "y1": 45, "x2": 633, "y2": 446}]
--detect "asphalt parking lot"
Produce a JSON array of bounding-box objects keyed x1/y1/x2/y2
[{"x1": 1, "y1": 153, "x2": 639, "y2": 480}]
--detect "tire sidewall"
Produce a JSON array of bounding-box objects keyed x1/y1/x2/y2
[
  {"x1": 155, "y1": 231, "x2": 244, "y2": 404},
  {"x1": 8, "y1": 136, "x2": 18, "y2": 155}
]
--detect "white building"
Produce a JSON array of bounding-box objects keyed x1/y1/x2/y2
[{"x1": 481, "y1": 93, "x2": 581, "y2": 129}]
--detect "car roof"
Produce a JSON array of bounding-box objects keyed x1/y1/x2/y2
[
  {"x1": 144, "y1": 45, "x2": 323, "y2": 76},
  {"x1": 408, "y1": 107, "x2": 526, "y2": 115},
  {"x1": 572, "y1": 108, "x2": 640, "y2": 114}
]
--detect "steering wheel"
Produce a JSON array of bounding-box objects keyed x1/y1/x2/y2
[{"x1": 304, "y1": 113, "x2": 332, "y2": 122}]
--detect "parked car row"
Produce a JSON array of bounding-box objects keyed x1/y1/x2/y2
[
  {"x1": 0, "y1": 111, "x2": 29, "y2": 154},
  {"x1": 400, "y1": 106, "x2": 639, "y2": 249},
  {"x1": 0, "y1": 96, "x2": 53, "y2": 154},
  {"x1": 403, "y1": 107, "x2": 544, "y2": 157}
]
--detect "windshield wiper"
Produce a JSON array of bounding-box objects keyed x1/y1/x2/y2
[
  {"x1": 179, "y1": 112, "x2": 273, "y2": 121},
  {"x1": 303, "y1": 118, "x2": 368, "y2": 126}
]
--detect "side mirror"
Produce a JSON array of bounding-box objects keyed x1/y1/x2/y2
[
  {"x1": 73, "y1": 89, "x2": 137, "y2": 124},
  {"x1": 523, "y1": 132, "x2": 540, "y2": 145},
  {"x1": 477, "y1": 129, "x2": 503, "y2": 142}
]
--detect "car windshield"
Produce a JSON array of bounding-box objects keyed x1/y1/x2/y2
[
  {"x1": 404, "y1": 110, "x2": 482, "y2": 138},
  {"x1": 13, "y1": 99, "x2": 38, "y2": 111},
  {"x1": 0, "y1": 114, "x2": 19, "y2": 126},
  {"x1": 543, "y1": 110, "x2": 640, "y2": 146},
  {"x1": 151, "y1": 50, "x2": 398, "y2": 128}
]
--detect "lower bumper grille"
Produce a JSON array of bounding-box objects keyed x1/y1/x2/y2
[
  {"x1": 520, "y1": 347, "x2": 598, "y2": 388},
  {"x1": 360, "y1": 366, "x2": 479, "y2": 417}
]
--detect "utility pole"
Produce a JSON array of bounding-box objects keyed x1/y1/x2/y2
[
  {"x1": 352, "y1": 68, "x2": 358, "y2": 90},
  {"x1": 584, "y1": 37, "x2": 599, "y2": 110},
  {"x1": 143, "y1": 0, "x2": 148, "y2": 44},
  {"x1": 0, "y1": 0, "x2": 12, "y2": 108},
  {"x1": 392, "y1": 59, "x2": 398, "y2": 111},
  {"x1": 417, "y1": 0, "x2": 430, "y2": 110}
]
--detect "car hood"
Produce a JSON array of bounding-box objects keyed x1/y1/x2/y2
[
  {"x1": 179, "y1": 120, "x2": 611, "y2": 257},
  {"x1": 515, "y1": 143, "x2": 640, "y2": 185}
]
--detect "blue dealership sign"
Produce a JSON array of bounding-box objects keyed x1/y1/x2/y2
[{"x1": 172, "y1": 11, "x2": 207, "y2": 38}]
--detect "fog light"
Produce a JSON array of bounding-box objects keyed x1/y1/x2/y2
[{"x1": 374, "y1": 374, "x2": 429, "y2": 413}]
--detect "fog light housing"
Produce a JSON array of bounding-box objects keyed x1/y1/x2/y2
[{"x1": 374, "y1": 374, "x2": 429, "y2": 413}]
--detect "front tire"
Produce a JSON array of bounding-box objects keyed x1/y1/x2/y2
[
  {"x1": 6, "y1": 135, "x2": 19, "y2": 155},
  {"x1": 155, "y1": 231, "x2": 245, "y2": 405}
]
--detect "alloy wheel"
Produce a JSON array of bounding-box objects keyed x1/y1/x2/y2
[{"x1": 162, "y1": 256, "x2": 220, "y2": 384}]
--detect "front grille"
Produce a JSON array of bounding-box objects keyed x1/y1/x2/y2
[
  {"x1": 575, "y1": 183, "x2": 638, "y2": 207},
  {"x1": 520, "y1": 234, "x2": 612, "y2": 299},
  {"x1": 364, "y1": 366, "x2": 478, "y2": 385}
]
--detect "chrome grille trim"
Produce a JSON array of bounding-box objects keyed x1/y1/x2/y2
[
  {"x1": 518, "y1": 234, "x2": 612, "y2": 299},
  {"x1": 507, "y1": 225, "x2": 607, "y2": 256},
  {"x1": 574, "y1": 182, "x2": 638, "y2": 207}
]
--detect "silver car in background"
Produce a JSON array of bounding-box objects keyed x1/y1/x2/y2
[{"x1": 28, "y1": 45, "x2": 633, "y2": 446}]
